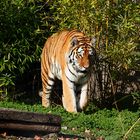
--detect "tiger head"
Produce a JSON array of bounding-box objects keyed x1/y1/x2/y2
[{"x1": 68, "y1": 36, "x2": 96, "y2": 73}]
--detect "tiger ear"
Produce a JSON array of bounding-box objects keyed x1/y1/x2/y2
[
  {"x1": 71, "y1": 37, "x2": 78, "y2": 47},
  {"x1": 91, "y1": 37, "x2": 96, "y2": 47}
]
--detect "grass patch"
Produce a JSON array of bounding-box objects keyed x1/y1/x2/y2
[{"x1": 0, "y1": 100, "x2": 140, "y2": 140}]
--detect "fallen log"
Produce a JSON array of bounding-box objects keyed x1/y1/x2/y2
[{"x1": 0, "y1": 108, "x2": 61, "y2": 135}]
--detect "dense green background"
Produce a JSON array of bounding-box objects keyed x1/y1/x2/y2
[{"x1": 0, "y1": 0, "x2": 139, "y2": 96}]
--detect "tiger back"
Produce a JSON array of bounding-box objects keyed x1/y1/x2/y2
[{"x1": 41, "y1": 30, "x2": 96, "y2": 113}]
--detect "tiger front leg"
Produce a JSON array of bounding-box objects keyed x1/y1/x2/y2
[
  {"x1": 78, "y1": 83, "x2": 88, "y2": 111},
  {"x1": 62, "y1": 76, "x2": 77, "y2": 113}
]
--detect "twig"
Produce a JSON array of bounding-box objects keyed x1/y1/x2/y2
[{"x1": 122, "y1": 117, "x2": 140, "y2": 140}]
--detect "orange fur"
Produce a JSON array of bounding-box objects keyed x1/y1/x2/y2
[{"x1": 41, "y1": 30, "x2": 94, "y2": 113}]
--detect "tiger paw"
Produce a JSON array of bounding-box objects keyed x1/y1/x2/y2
[
  {"x1": 64, "y1": 103, "x2": 78, "y2": 113},
  {"x1": 42, "y1": 97, "x2": 50, "y2": 108},
  {"x1": 42, "y1": 101, "x2": 50, "y2": 108},
  {"x1": 65, "y1": 108, "x2": 78, "y2": 113}
]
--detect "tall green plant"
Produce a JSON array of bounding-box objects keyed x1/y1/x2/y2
[
  {"x1": 50, "y1": 0, "x2": 140, "y2": 70},
  {"x1": 0, "y1": 0, "x2": 51, "y2": 95},
  {"x1": 0, "y1": 0, "x2": 139, "y2": 99}
]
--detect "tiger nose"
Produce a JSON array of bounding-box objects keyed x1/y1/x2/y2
[{"x1": 83, "y1": 60, "x2": 89, "y2": 68}]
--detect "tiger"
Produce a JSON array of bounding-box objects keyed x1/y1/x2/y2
[{"x1": 40, "y1": 30, "x2": 96, "y2": 113}]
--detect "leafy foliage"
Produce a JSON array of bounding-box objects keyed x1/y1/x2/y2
[
  {"x1": 0, "y1": 0, "x2": 53, "y2": 94},
  {"x1": 0, "y1": 0, "x2": 139, "y2": 106},
  {"x1": 51, "y1": 0, "x2": 140, "y2": 70},
  {"x1": 50, "y1": 0, "x2": 140, "y2": 107}
]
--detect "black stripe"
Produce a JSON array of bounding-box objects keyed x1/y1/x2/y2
[
  {"x1": 77, "y1": 69, "x2": 88, "y2": 74},
  {"x1": 41, "y1": 72, "x2": 48, "y2": 80},
  {"x1": 46, "y1": 81, "x2": 53, "y2": 87},
  {"x1": 67, "y1": 63, "x2": 77, "y2": 77},
  {"x1": 41, "y1": 62, "x2": 49, "y2": 77},
  {"x1": 44, "y1": 89, "x2": 51, "y2": 94},
  {"x1": 46, "y1": 88, "x2": 51, "y2": 92},
  {"x1": 48, "y1": 76, "x2": 55, "y2": 82},
  {"x1": 42, "y1": 78, "x2": 52, "y2": 88},
  {"x1": 65, "y1": 74, "x2": 75, "y2": 84},
  {"x1": 42, "y1": 74, "x2": 54, "y2": 87},
  {"x1": 69, "y1": 48, "x2": 75, "y2": 58},
  {"x1": 47, "y1": 76, "x2": 55, "y2": 87}
]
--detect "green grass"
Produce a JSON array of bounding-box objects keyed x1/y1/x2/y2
[{"x1": 0, "y1": 101, "x2": 140, "y2": 140}]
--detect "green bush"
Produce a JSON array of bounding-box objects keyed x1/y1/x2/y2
[
  {"x1": 0, "y1": 0, "x2": 139, "y2": 104},
  {"x1": 51, "y1": 0, "x2": 140, "y2": 70},
  {"x1": 0, "y1": 0, "x2": 56, "y2": 95},
  {"x1": 50, "y1": 0, "x2": 140, "y2": 106}
]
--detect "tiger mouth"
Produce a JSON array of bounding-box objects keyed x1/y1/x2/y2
[{"x1": 77, "y1": 69, "x2": 88, "y2": 74}]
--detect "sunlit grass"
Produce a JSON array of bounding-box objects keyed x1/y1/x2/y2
[{"x1": 0, "y1": 100, "x2": 139, "y2": 140}]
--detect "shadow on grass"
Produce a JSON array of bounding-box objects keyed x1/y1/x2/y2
[{"x1": 7, "y1": 62, "x2": 140, "y2": 114}]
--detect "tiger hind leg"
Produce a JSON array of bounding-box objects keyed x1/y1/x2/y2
[{"x1": 41, "y1": 76, "x2": 55, "y2": 108}]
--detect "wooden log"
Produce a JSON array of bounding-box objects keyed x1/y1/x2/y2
[
  {"x1": 0, "y1": 108, "x2": 61, "y2": 134},
  {"x1": 0, "y1": 108, "x2": 61, "y2": 124},
  {"x1": 0, "y1": 121, "x2": 60, "y2": 132}
]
